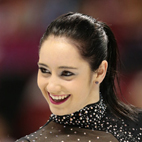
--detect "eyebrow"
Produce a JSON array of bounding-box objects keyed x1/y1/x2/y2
[
  {"x1": 38, "y1": 63, "x2": 78, "y2": 70},
  {"x1": 59, "y1": 66, "x2": 78, "y2": 70},
  {"x1": 38, "y1": 63, "x2": 48, "y2": 67}
]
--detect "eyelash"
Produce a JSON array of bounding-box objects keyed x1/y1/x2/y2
[
  {"x1": 39, "y1": 67, "x2": 74, "y2": 77},
  {"x1": 61, "y1": 71, "x2": 74, "y2": 77},
  {"x1": 39, "y1": 67, "x2": 51, "y2": 74}
]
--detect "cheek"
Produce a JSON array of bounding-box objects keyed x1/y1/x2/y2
[
  {"x1": 68, "y1": 79, "x2": 90, "y2": 94},
  {"x1": 37, "y1": 72, "x2": 44, "y2": 91},
  {"x1": 37, "y1": 74, "x2": 48, "y2": 100}
]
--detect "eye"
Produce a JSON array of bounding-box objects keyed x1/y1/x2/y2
[
  {"x1": 61, "y1": 70, "x2": 74, "y2": 77},
  {"x1": 39, "y1": 67, "x2": 51, "y2": 74}
]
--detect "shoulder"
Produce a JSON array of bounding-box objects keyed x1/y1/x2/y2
[
  {"x1": 103, "y1": 108, "x2": 142, "y2": 141},
  {"x1": 15, "y1": 120, "x2": 119, "y2": 142},
  {"x1": 15, "y1": 120, "x2": 50, "y2": 142},
  {"x1": 16, "y1": 138, "x2": 30, "y2": 142},
  {"x1": 105, "y1": 107, "x2": 142, "y2": 127}
]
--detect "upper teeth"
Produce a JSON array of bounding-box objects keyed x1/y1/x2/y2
[{"x1": 50, "y1": 94, "x2": 69, "y2": 100}]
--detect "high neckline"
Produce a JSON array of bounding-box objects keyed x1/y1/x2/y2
[{"x1": 50, "y1": 95, "x2": 107, "y2": 130}]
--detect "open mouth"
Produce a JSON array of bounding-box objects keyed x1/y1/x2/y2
[{"x1": 48, "y1": 93, "x2": 71, "y2": 105}]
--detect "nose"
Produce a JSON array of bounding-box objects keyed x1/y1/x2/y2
[{"x1": 46, "y1": 75, "x2": 61, "y2": 94}]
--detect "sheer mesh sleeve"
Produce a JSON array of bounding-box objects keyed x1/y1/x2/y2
[
  {"x1": 15, "y1": 138, "x2": 30, "y2": 142},
  {"x1": 15, "y1": 121, "x2": 118, "y2": 142}
]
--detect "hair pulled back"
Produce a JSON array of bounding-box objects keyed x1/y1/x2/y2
[{"x1": 40, "y1": 12, "x2": 138, "y2": 120}]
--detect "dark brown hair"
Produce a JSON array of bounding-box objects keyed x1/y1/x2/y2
[{"x1": 39, "y1": 12, "x2": 138, "y2": 120}]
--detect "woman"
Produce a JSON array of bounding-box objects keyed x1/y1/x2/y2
[{"x1": 16, "y1": 12, "x2": 142, "y2": 142}]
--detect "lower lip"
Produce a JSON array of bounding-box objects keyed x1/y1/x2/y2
[{"x1": 48, "y1": 93, "x2": 71, "y2": 105}]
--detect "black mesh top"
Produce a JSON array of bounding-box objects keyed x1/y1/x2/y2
[{"x1": 16, "y1": 96, "x2": 142, "y2": 142}]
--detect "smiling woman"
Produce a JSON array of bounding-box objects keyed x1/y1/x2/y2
[
  {"x1": 37, "y1": 36, "x2": 101, "y2": 116},
  {"x1": 16, "y1": 12, "x2": 142, "y2": 142}
]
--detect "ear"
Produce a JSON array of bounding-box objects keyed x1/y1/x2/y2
[{"x1": 94, "y1": 60, "x2": 108, "y2": 84}]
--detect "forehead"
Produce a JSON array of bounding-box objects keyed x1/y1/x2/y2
[{"x1": 39, "y1": 36, "x2": 86, "y2": 66}]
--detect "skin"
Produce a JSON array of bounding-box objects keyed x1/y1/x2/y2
[{"x1": 37, "y1": 35, "x2": 107, "y2": 115}]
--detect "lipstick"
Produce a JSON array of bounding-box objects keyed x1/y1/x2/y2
[{"x1": 48, "y1": 93, "x2": 71, "y2": 105}]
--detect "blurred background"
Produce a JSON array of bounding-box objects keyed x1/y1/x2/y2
[{"x1": 0, "y1": 0, "x2": 142, "y2": 141}]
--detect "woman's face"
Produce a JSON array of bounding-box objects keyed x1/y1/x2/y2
[{"x1": 37, "y1": 36, "x2": 99, "y2": 115}]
